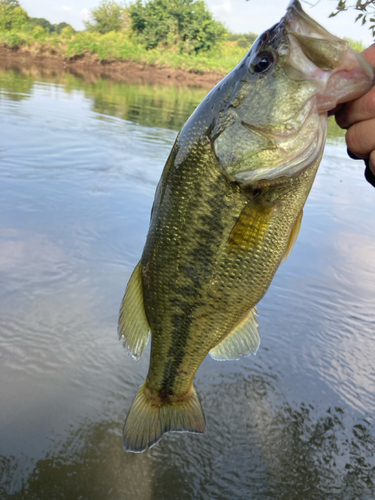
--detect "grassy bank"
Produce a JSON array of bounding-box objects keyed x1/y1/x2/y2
[
  {"x1": 0, "y1": 27, "x2": 250, "y2": 74},
  {"x1": 0, "y1": 22, "x2": 367, "y2": 76}
]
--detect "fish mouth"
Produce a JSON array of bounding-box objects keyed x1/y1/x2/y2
[
  {"x1": 232, "y1": 0, "x2": 375, "y2": 184},
  {"x1": 283, "y1": 0, "x2": 375, "y2": 111},
  {"x1": 214, "y1": 0, "x2": 375, "y2": 186},
  {"x1": 285, "y1": 0, "x2": 340, "y2": 44}
]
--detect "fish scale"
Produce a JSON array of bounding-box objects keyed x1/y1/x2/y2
[{"x1": 118, "y1": 0, "x2": 375, "y2": 452}]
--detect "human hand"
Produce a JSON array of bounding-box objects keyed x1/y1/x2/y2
[{"x1": 333, "y1": 45, "x2": 375, "y2": 177}]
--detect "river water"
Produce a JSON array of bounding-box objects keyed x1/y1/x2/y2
[{"x1": 0, "y1": 64, "x2": 374, "y2": 499}]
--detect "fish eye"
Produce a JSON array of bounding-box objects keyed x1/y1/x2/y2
[{"x1": 252, "y1": 53, "x2": 274, "y2": 73}]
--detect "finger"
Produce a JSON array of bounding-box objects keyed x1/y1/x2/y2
[
  {"x1": 334, "y1": 45, "x2": 375, "y2": 129},
  {"x1": 335, "y1": 85, "x2": 375, "y2": 129},
  {"x1": 369, "y1": 149, "x2": 375, "y2": 176},
  {"x1": 328, "y1": 103, "x2": 342, "y2": 117},
  {"x1": 361, "y1": 44, "x2": 375, "y2": 66},
  {"x1": 345, "y1": 117, "x2": 375, "y2": 158}
]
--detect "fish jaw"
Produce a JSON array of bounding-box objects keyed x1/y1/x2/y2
[
  {"x1": 211, "y1": 0, "x2": 375, "y2": 185},
  {"x1": 285, "y1": 0, "x2": 375, "y2": 112}
]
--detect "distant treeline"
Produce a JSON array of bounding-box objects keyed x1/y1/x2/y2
[
  {"x1": 29, "y1": 18, "x2": 75, "y2": 35},
  {"x1": 0, "y1": 0, "x2": 259, "y2": 55},
  {"x1": 0, "y1": 0, "x2": 366, "y2": 74}
]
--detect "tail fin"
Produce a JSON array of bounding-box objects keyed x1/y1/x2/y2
[{"x1": 123, "y1": 383, "x2": 206, "y2": 452}]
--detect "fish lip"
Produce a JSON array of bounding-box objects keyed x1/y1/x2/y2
[{"x1": 284, "y1": 0, "x2": 343, "y2": 44}]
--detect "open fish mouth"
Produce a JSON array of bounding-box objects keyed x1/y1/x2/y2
[
  {"x1": 284, "y1": 0, "x2": 375, "y2": 111},
  {"x1": 213, "y1": 0, "x2": 375, "y2": 185}
]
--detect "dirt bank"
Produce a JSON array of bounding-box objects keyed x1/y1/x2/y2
[{"x1": 0, "y1": 45, "x2": 225, "y2": 89}]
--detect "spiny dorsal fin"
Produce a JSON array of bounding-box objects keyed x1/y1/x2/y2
[
  {"x1": 209, "y1": 307, "x2": 259, "y2": 361},
  {"x1": 281, "y1": 209, "x2": 303, "y2": 264},
  {"x1": 123, "y1": 383, "x2": 205, "y2": 452},
  {"x1": 118, "y1": 262, "x2": 151, "y2": 361}
]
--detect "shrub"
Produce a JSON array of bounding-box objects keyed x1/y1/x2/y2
[
  {"x1": 129, "y1": 0, "x2": 227, "y2": 54},
  {"x1": 0, "y1": 0, "x2": 29, "y2": 31},
  {"x1": 84, "y1": 0, "x2": 126, "y2": 33}
]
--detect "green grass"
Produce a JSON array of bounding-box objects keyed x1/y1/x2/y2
[
  {"x1": 0, "y1": 26, "x2": 249, "y2": 74},
  {"x1": 344, "y1": 37, "x2": 366, "y2": 53},
  {"x1": 70, "y1": 32, "x2": 250, "y2": 73}
]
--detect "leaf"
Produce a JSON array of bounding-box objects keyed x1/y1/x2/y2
[{"x1": 355, "y1": 13, "x2": 363, "y2": 21}]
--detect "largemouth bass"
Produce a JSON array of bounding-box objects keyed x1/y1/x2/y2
[{"x1": 119, "y1": 0, "x2": 375, "y2": 452}]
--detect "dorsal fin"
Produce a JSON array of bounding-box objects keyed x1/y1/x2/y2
[
  {"x1": 281, "y1": 209, "x2": 303, "y2": 264},
  {"x1": 118, "y1": 262, "x2": 151, "y2": 361},
  {"x1": 209, "y1": 307, "x2": 259, "y2": 361}
]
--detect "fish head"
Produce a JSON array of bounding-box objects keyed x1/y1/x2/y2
[{"x1": 212, "y1": 0, "x2": 375, "y2": 184}]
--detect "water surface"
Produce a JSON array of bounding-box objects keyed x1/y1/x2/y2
[{"x1": 0, "y1": 66, "x2": 374, "y2": 499}]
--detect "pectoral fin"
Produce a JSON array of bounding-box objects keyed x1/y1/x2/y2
[
  {"x1": 228, "y1": 195, "x2": 275, "y2": 252},
  {"x1": 118, "y1": 262, "x2": 151, "y2": 361},
  {"x1": 209, "y1": 307, "x2": 259, "y2": 360},
  {"x1": 281, "y1": 210, "x2": 303, "y2": 264}
]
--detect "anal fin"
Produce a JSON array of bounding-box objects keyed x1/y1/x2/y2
[
  {"x1": 209, "y1": 307, "x2": 259, "y2": 361},
  {"x1": 281, "y1": 209, "x2": 303, "y2": 264},
  {"x1": 118, "y1": 262, "x2": 151, "y2": 361}
]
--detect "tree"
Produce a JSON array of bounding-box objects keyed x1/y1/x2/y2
[
  {"x1": 0, "y1": 0, "x2": 28, "y2": 31},
  {"x1": 129, "y1": 0, "x2": 227, "y2": 54},
  {"x1": 227, "y1": 31, "x2": 257, "y2": 48},
  {"x1": 30, "y1": 17, "x2": 55, "y2": 32},
  {"x1": 84, "y1": 0, "x2": 125, "y2": 33},
  {"x1": 29, "y1": 18, "x2": 75, "y2": 34},
  {"x1": 55, "y1": 22, "x2": 75, "y2": 34},
  {"x1": 0, "y1": 0, "x2": 21, "y2": 7},
  {"x1": 330, "y1": 0, "x2": 375, "y2": 37}
]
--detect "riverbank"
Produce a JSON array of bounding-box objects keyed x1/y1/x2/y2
[{"x1": 0, "y1": 45, "x2": 226, "y2": 89}]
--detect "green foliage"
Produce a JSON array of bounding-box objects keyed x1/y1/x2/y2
[
  {"x1": 84, "y1": 0, "x2": 125, "y2": 33},
  {"x1": 55, "y1": 22, "x2": 75, "y2": 34},
  {"x1": 60, "y1": 25, "x2": 75, "y2": 38},
  {"x1": 29, "y1": 17, "x2": 75, "y2": 34},
  {"x1": 344, "y1": 36, "x2": 366, "y2": 51},
  {"x1": 6, "y1": 31, "x2": 20, "y2": 47},
  {"x1": 327, "y1": 115, "x2": 345, "y2": 142},
  {"x1": 32, "y1": 25, "x2": 48, "y2": 40},
  {"x1": 227, "y1": 31, "x2": 258, "y2": 49},
  {"x1": 330, "y1": 0, "x2": 375, "y2": 37},
  {"x1": 0, "y1": 0, "x2": 29, "y2": 31},
  {"x1": 129, "y1": 0, "x2": 227, "y2": 54},
  {"x1": 1, "y1": 0, "x2": 21, "y2": 7},
  {"x1": 62, "y1": 29, "x2": 248, "y2": 72},
  {"x1": 0, "y1": 0, "x2": 365, "y2": 77},
  {"x1": 30, "y1": 17, "x2": 54, "y2": 31}
]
